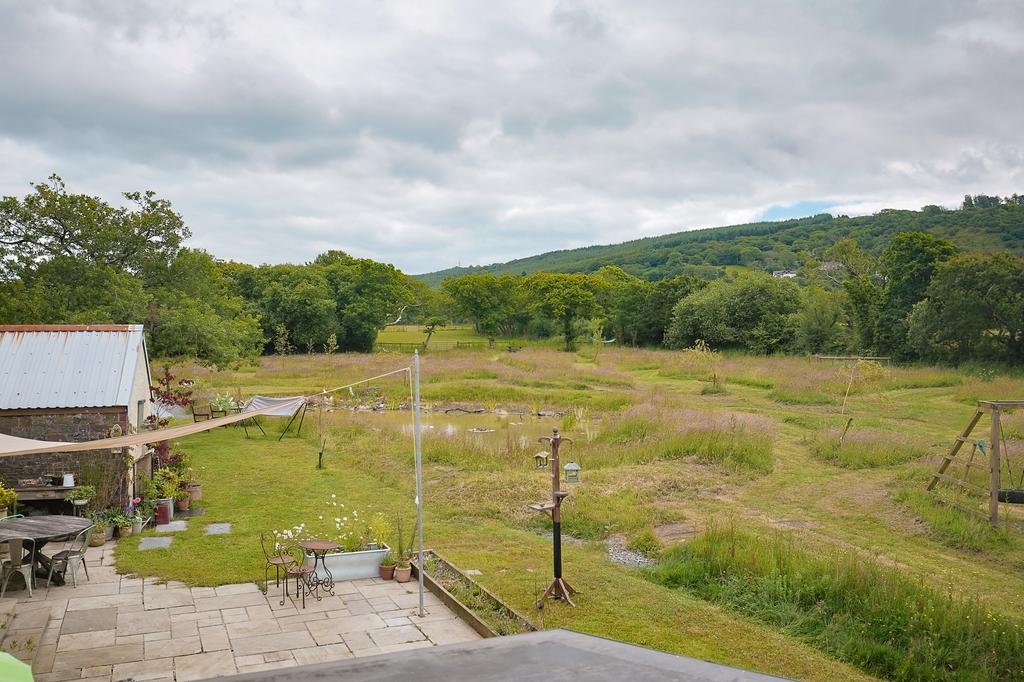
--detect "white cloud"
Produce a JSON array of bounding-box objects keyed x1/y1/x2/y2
[{"x1": 0, "y1": 0, "x2": 1021, "y2": 273}]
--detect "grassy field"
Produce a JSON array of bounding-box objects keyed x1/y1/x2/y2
[
  {"x1": 118, "y1": 346, "x2": 1024, "y2": 680},
  {"x1": 376, "y1": 323, "x2": 484, "y2": 344}
]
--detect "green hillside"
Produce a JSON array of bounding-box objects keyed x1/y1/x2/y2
[{"x1": 417, "y1": 200, "x2": 1024, "y2": 285}]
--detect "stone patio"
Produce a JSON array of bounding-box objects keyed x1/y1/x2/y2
[{"x1": 0, "y1": 539, "x2": 480, "y2": 681}]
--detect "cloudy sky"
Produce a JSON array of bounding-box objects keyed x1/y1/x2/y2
[{"x1": 1, "y1": 1, "x2": 1022, "y2": 273}]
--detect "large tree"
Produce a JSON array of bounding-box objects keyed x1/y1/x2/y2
[
  {"x1": 524, "y1": 272, "x2": 600, "y2": 350},
  {"x1": 908, "y1": 252, "x2": 1024, "y2": 363},
  {"x1": 874, "y1": 231, "x2": 957, "y2": 358},
  {"x1": 0, "y1": 174, "x2": 188, "y2": 279},
  {"x1": 441, "y1": 273, "x2": 522, "y2": 340},
  {"x1": 665, "y1": 274, "x2": 801, "y2": 354}
]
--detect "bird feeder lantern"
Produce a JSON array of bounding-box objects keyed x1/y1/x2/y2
[
  {"x1": 564, "y1": 461, "x2": 581, "y2": 484},
  {"x1": 533, "y1": 451, "x2": 549, "y2": 469}
]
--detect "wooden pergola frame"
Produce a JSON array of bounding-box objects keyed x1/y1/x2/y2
[{"x1": 927, "y1": 400, "x2": 1024, "y2": 526}]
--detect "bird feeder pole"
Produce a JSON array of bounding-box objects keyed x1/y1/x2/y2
[{"x1": 530, "y1": 428, "x2": 577, "y2": 607}]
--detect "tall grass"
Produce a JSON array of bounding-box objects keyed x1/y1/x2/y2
[
  {"x1": 593, "y1": 403, "x2": 774, "y2": 472},
  {"x1": 955, "y1": 376, "x2": 1024, "y2": 405},
  {"x1": 810, "y1": 427, "x2": 931, "y2": 468},
  {"x1": 896, "y1": 487, "x2": 1019, "y2": 556},
  {"x1": 649, "y1": 523, "x2": 1024, "y2": 681}
]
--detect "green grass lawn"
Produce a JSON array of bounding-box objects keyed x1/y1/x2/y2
[{"x1": 119, "y1": 348, "x2": 1024, "y2": 680}]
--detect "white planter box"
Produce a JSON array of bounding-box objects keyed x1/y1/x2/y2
[{"x1": 305, "y1": 544, "x2": 391, "y2": 582}]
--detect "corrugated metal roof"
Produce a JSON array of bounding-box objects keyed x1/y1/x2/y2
[{"x1": 0, "y1": 325, "x2": 148, "y2": 410}]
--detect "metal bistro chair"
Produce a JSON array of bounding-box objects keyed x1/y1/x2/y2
[
  {"x1": 1, "y1": 536, "x2": 37, "y2": 599},
  {"x1": 282, "y1": 545, "x2": 315, "y2": 609},
  {"x1": 46, "y1": 525, "x2": 92, "y2": 588},
  {"x1": 0, "y1": 515, "x2": 23, "y2": 566},
  {"x1": 259, "y1": 533, "x2": 296, "y2": 596}
]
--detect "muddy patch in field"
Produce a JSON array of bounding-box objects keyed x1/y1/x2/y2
[{"x1": 654, "y1": 522, "x2": 698, "y2": 544}]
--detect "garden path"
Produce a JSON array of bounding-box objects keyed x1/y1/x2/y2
[{"x1": 0, "y1": 538, "x2": 479, "y2": 681}]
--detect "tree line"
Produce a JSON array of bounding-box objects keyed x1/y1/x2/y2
[
  {"x1": 2, "y1": 176, "x2": 1021, "y2": 366},
  {"x1": 440, "y1": 229, "x2": 1024, "y2": 363},
  {"x1": 0, "y1": 176, "x2": 420, "y2": 366},
  {"x1": 420, "y1": 196, "x2": 1024, "y2": 284}
]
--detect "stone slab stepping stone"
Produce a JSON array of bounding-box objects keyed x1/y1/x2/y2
[
  {"x1": 139, "y1": 537, "x2": 173, "y2": 551},
  {"x1": 205, "y1": 523, "x2": 231, "y2": 535},
  {"x1": 155, "y1": 520, "x2": 187, "y2": 532}
]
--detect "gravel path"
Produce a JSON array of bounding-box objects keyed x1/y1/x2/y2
[{"x1": 607, "y1": 535, "x2": 656, "y2": 567}]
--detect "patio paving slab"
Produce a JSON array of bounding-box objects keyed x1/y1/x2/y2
[
  {"x1": 1, "y1": 536, "x2": 481, "y2": 682},
  {"x1": 154, "y1": 520, "x2": 187, "y2": 532},
  {"x1": 205, "y1": 523, "x2": 231, "y2": 535},
  {"x1": 138, "y1": 537, "x2": 173, "y2": 550}
]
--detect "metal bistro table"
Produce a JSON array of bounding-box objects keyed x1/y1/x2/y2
[
  {"x1": 0, "y1": 516, "x2": 93, "y2": 587},
  {"x1": 298, "y1": 539, "x2": 340, "y2": 601}
]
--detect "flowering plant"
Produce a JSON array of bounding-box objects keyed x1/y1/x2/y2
[
  {"x1": 210, "y1": 394, "x2": 239, "y2": 412},
  {"x1": 271, "y1": 495, "x2": 376, "y2": 553},
  {"x1": 125, "y1": 496, "x2": 144, "y2": 520}
]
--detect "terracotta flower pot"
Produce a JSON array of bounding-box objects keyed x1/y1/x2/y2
[
  {"x1": 176, "y1": 497, "x2": 190, "y2": 511},
  {"x1": 187, "y1": 484, "x2": 202, "y2": 503},
  {"x1": 118, "y1": 526, "x2": 134, "y2": 537},
  {"x1": 89, "y1": 532, "x2": 106, "y2": 547},
  {"x1": 379, "y1": 564, "x2": 396, "y2": 580},
  {"x1": 394, "y1": 565, "x2": 412, "y2": 583}
]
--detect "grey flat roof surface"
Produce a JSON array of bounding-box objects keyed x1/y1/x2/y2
[{"x1": 219, "y1": 629, "x2": 790, "y2": 682}]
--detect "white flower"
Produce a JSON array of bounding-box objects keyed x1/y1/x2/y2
[{"x1": 318, "y1": 515, "x2": 323, "y2": 520}]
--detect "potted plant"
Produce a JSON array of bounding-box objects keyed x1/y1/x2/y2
[
  {"x1": 393, "y1": 514, "x2": 418, "y2": 583},
  {"x1": 379, "y1": 552, "x2": 396, "y2": 580},
  {"x1": 113, "y1": 511, "x2": 134, "y2": 537},
  {"x1": 394, "y1": 557, "x2": 412, "y2": 583},
  {"x1": 89, "y1": 518, "x2": 109, "y2": 547},
  {"x1": 290, "y1": 497, "x2": 392, "y2": 581},
  {"x1": 0, "y1": 483, "x2": 16, "y2": 518},
  {"x1": 152, "y1": 469, "x2": 181, "y2": 521},
  {"x1": 174, "y1": 486, "x2": 190, "y2": 512},
  {"x1": 185, "y1": 467, "x2": 202, "y2": 503},
  {"x1": 66, "y1": 484, "x2": 95, "y2": 509}
]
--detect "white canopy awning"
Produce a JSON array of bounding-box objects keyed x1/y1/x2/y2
[
  {"x1": 244, "y1": 395, "x2": 306, "y2": 417},
  {"x1": 0, "y1": 398, "x2": 304, "y2": 458}
]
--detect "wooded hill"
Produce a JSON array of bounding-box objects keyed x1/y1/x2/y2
[{"x1": 417, "y1": 199, "x2": 1024, "y2": 285}]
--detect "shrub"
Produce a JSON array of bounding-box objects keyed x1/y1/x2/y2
[
  {"x1": 626, "y1": 529, "x2": 663, "y2": 559},
  {"x1": 0, "y1": 483, "x2": 16, "y2": 511},
  {"x1": 649, "y1": 523, "x2": 1024, "y2": 681}
]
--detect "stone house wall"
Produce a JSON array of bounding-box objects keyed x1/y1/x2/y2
[{"x1": 0, "y1": 407, "x2": 133, "y2": 506}]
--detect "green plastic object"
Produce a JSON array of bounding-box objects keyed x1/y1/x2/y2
[{"x1": 0, "y1": 653, "x2": 33, "y2": 682}]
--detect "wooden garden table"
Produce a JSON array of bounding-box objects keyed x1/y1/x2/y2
[{"x1": 0, "y1": 516, "x2": 92, "y2": 586}]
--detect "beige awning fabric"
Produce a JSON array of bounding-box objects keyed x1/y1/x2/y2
[{"x1": 0, "y1": 398, "x2": 304, "y2": 458}]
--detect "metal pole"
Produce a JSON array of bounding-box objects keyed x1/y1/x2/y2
[
  {"x1": 413, "y1": 351, "x2": 425, "y2": 617},
  {"x1": 550, "y1": 432, "x2": 561, "y2": 581}
]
